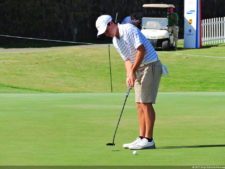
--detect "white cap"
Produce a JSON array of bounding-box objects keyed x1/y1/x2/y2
[{"x1": 96, "y1": 15, "x2": 112, "y2": 36}]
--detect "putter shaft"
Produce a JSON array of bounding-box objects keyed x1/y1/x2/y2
[{"x1": 107, "y1": 85, "x2": 131, "y2": 146}]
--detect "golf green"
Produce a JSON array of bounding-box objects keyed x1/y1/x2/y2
[{"x1": 0, "y1": 92, "x2": 224, "y2": 165}]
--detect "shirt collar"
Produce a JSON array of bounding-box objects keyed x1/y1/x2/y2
[{"x1": 117, "y1": 23, "x2": 124, "y2": 39}]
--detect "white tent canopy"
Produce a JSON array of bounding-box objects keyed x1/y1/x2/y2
[{"x1": 143, "y1": 4, "x2": 175, "y2": 8}]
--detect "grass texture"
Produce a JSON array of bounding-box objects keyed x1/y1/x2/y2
[
  {"x1": 0, "y1": 43, "x2": 224, "y2": 93},
  {"x1": 0, "y1": 92, "x2": 224, "y2": 165}
]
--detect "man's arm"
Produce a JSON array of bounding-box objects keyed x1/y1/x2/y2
[
  {"x1": 126, "y1": 44, "x2": 146, "y2": 88},
  {"x1": 169, "y1": 13, "x2": 178, "y2": 25},
  {"x1": 125, "y1": 59, "x2": 133, "y2": 87}
]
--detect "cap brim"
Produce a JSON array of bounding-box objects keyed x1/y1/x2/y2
[{"x1": 97, "y1": 25, "x2": 107, "y2": 37}]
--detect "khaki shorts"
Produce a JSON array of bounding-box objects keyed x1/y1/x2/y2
[
  {"x1": 169, "y1": 26, "x2": 179, "y2": 41},
  {"x1": 134, "y1": 60, "x2": 162, "y2": 104}
]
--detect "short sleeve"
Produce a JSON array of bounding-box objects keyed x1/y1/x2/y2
[{"x1": 129, "y1": 26, "x2": 144, "y2": 49}]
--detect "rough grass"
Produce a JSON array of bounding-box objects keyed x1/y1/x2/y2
[{"x1": 0, "y1": 43, "x2": 224, "y2": 93}]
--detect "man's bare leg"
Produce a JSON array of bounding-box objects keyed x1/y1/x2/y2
[
  {"x1": 136, "y1": 102, "x2": 145, "y2": 137},
  {"x1": 141, "y1": 103, "x2": 155, "y2": 139}
]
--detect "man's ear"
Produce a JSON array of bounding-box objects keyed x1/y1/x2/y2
[{"x1": 109, "y1": 20, "x2": 114, "y2": 25}]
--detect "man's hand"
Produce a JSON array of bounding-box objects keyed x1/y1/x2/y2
[
  {"x1": 126, "y1": 71, "x2": 136, "y2": 88},
  {"x1": 124, "y1": 45, "x2": 145, "y2": 88}
]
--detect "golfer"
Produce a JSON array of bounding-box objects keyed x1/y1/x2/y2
[{"x1": 96, "y1": 15, "x2": 162, "y2": 150}]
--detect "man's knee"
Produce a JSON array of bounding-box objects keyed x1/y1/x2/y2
[{"x1": 140, "y1": 103, "x2": 153, "y2": 109}]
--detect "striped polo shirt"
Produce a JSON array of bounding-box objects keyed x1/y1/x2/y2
[{"x1": 113, "y1": 23, "x2": 158, "y2": 64}]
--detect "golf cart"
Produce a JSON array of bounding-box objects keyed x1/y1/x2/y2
[{"x1": 141, "y1": 4, "x2": 177, "y2": 50}]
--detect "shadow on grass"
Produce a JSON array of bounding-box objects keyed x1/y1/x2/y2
[
  {"x1": 0, "y1": 39, "x2": 79, "y2": 48},
  {"x1": 0, "y1": 83, "x2": 57, "y2": 93},
  {"x1": 158, "y1": 144, "x2": 225, "y2": 149},
  {"x1": 0, "y1": 36, "x2": 110, "y2": 48}
]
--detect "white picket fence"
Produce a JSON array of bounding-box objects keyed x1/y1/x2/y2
[{"x1": 201, "y1": 17, "x2": 225, "y2": 45}]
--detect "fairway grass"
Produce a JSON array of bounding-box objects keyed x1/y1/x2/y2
[{"x1": 0, "y1": 92, "x2": 224, "y2": 165}]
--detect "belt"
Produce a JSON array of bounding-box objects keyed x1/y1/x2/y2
[{"x1": 139, "y1": 58, "x2": 159, "y2": 67}]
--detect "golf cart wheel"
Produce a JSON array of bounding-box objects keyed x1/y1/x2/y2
[{"x1": 162, "y1": 40, "x2": 169, "y2": 50}]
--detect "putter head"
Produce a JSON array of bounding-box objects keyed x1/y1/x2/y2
[{"x1": 106, "y1": 143, "x2": 115, "y2": 146}]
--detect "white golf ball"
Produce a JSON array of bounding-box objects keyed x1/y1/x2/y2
[{"x1": 133, "y1": 151, "x2": 138, "y2": 155}]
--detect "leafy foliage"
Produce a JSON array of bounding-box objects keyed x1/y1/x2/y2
[{"x1": 0, "y1": 0, "x2": 224, "y2": 42}]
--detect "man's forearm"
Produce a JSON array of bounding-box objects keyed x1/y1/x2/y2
[
  {"x1": 125, "y1": 60, "x2": 133, "y2": 77},
  {"x1": 170, "y1": 14, "x2": 178, "y2": 24},
  {"x1": 131, "y1": 45, "x2": 146, "y2": 73},
  {"x1": 125, "y1": 45, "x2": 146, "y2": 87}
]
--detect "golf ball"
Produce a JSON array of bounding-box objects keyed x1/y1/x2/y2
[{"x1": 133, "y1": 151, "x2": 138, "y2": 155}]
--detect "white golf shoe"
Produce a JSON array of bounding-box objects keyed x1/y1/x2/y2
[
  {"x1": 123, "y1": 137, "x2": 142, "y2": 149},
  {"x1": 129, "y1": 138, "x2": 155, "y2": 150}
]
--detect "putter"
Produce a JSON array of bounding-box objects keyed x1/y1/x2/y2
[{"x1": 106, "y1": 84, "x2": 132, "y2": 146}]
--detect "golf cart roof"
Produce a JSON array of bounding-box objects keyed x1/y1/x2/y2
[{"x1": 143, "y1": 4, "x2": 175, "y2": 8}]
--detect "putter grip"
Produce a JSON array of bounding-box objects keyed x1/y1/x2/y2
[{"x1": 126, "y1": 84, "x2": 132, "y2": 96}]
